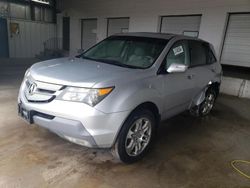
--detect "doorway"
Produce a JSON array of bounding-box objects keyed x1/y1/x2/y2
[
  {"x1": 62, "y1": 17, "x2": 70, "y2": 51},
  {"x1": 0, "y1": 18, "x2": 9, "y2": 57}
]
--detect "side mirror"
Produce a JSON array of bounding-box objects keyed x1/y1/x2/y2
[{"x1": 167, "y1": 63, "x2": 188, "y2": 73}]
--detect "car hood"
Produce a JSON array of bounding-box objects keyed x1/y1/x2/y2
[{"x1": 30, "y1": 57, "x2": 139, "y2": 88}]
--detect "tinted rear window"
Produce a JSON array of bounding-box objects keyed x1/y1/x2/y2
[{"x1": 204, "y1": 43, "x2": 217, "y2": 64}]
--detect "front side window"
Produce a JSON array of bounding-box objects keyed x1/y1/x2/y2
[
  {"x1": 189, "y1": 40, "x2": 207, "y2": 67},
  {"x1": 165, "y1": 40, "x2": 189, "y2": 70},
  {"x1": 82, "y1": 36, "x2": 168, "y2": 69}
]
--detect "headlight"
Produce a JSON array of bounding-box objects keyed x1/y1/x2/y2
[{"x1": 57, "y1": 87, "x2": 114, "y2": 106}]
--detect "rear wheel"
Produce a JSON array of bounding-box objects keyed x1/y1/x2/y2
[
  {"x1": 199, "y1": 89, "x2": 216, "y2": 116},
  {"x1": 190, "y1": 88, "x2": 217, "y2": 117},
  {"x1": 112, "y1": 109, "x2": 156, "y2": 163}
]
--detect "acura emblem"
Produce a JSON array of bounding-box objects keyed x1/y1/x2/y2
[{"x1": 28, "y1": 82, "x2": 37, "y2": 95}]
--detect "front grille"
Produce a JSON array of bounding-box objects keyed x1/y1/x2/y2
[{"x1": 24, "y1": 77, "x2": 64, "y2": 103}]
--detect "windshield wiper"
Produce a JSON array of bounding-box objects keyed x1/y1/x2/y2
[
  {"x1": 81, "y1": 55, "x2": 97, "y2": 61},
  {"x1": 96, "y1": 58, "x2": 140, "y2": 69},
  {"x1": 82, "y1": 56, "x2": 141, "y2": 69}
]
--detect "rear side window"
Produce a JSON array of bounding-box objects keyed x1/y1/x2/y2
[
  {"x1": 189, "y1": 40, "x2": 206, "y2": 67},
  {"x1": 204, "y1": 43, "x2": 217, "y2": 64}
]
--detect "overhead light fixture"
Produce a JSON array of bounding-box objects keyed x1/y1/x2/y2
[{"x1": 31, "y1": 0, "x2": 50, "y2": 5}]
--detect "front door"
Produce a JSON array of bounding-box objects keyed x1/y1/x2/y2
[
  {"x1": 188, "y1": 40, "x2": 215, "y2": 94},
  {"x1": 161, "y1": 40, "x2": 196, "y2": 119},
  {"x1": 0, "y1": 18, "x2": 9, "y2": 57}
]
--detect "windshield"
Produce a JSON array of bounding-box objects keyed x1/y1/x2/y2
[{"x1": 81, "y1": 36, "x2": 168, "y2": 69}]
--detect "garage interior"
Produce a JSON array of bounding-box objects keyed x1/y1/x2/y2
[{"x1": 0, "y1": 0, "x2": 250, "y2": 187}]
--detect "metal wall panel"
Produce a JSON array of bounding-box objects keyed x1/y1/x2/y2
[
  {"x1": 107, "y1": 18, "x2": 129, "y2": 37},
  {"x1": 8, "y1": 19, "x2": 56, "y2": 58},
  {"x1": 160, "y1": 15, "x2": 201, "y2": 37},
  {"x1": 221, "y1": 14, "x2": 250, "y2": 67}
]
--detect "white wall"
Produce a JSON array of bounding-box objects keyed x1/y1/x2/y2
[
  {"x1": 60, "y1": 0, "x2": 250, "y2": 57},
  {"x1": 8, "y1": 19, "x2": 56, "y2": 58}
]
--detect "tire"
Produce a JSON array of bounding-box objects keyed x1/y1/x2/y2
[
  {"x1": 112, "y1": 109, "x2": 156, "y2": 164},
  {"x1": 191, "y1": 88, "x2": 217, "y2": 117}
]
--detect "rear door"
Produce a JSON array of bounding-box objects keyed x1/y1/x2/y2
[{"x1": 187, "y1": 40, "x2": 216, "y2": 96}]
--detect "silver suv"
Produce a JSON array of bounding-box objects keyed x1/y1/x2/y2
[{"x1": 18, "y1": 33, "x2": 222, "y2": 163}]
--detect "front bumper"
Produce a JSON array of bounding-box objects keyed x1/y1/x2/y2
[{"x1": 18, "y1": 82, "x2": 130, "y2": 148}]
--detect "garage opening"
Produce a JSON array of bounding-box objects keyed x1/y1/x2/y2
[
  {"x1": 0, "y1": 17, "x2": 9, "y2": 58},
  {"x1": 107, "y1": 17, "x2": 129, "y2": 37},
  {"x1": 63, "y1": 17, "x2": 70, "y2": 51},
  {"x1": 220, "y1": 13, "x2": 250, "y2": 79},
  {"x1": 160, "y1": 15, "x2": 201, "y2": 38},
  {"x1": 81, "y1": 19, "x2": 97, "y2": 51}
]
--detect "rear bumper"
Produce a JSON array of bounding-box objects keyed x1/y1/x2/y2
[{"x1": 18, "y1": 83, "x2": 130, "y2": 148}]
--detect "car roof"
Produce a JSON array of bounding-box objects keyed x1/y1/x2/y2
[{"x1": 113, "y1": 32, "x2": 205, "y2": 42}]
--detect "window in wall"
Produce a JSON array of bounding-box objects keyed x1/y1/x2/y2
[
  {"x1": 44, "y1": 8, "x2": 53, "y2": 22},
  {"x1": 0, "y1": 2, "x2": 9, "y2": 17},
  {"x1": 25, "y1": 5, "x2": 31, "y2": 20},
  {"x1": 33, "y1": 6, "x2": 53, "y2": 22},
  {"x1": 10, "y1": 3, "x2": 26, "y2": 19},
  {"x1": 34, "y1": 6, "x2": 41, "y2": 21}
]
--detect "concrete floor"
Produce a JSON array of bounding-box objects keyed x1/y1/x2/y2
[{"x1": 0, "y1": 59, "x2": 250, "y2": 188}]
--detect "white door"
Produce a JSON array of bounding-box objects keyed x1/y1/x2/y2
[
  {"x1": 107, "y1": 18, "x2": 129, "y2": 37},
  {"x1": 221, "y1": 14, "x2": 250, "y2": 67},
  {"x1": 160, "y1": 15, "x2": 201, "y2": 38},
  {"x1": 81, "y1": 19, "x2": 97, "y2": 51}
]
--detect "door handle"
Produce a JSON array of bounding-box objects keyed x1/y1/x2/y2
[
  {"x1": 210, "y1": 68, "x2": 216, "y2": 73},
  {"x1": 187, "y1": 74, "x2": 195, "y2": 79}
]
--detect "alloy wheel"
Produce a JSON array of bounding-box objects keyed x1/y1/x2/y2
[
  {"x1": 201, "y1": 93, "x2": 215, "y2": 115},
  {"x1": 125, "y1": 117, "x2": 152, "y2": 157}
]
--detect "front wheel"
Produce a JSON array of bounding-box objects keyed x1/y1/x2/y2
[{"x1": 112, "y1": 109, "x2": 156, "y2": 163}]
